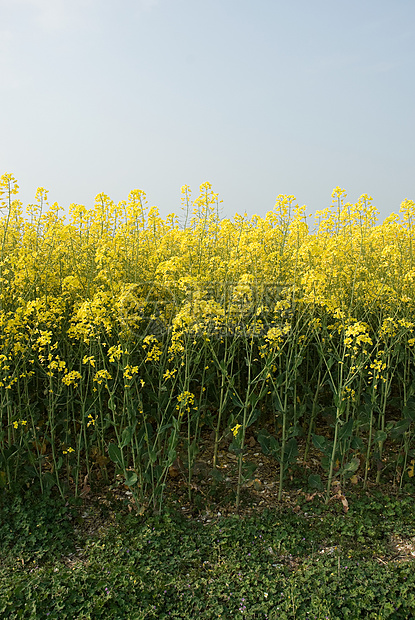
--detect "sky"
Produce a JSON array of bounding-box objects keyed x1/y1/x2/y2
[{"x1": 1, "y1": 0, "x2": 414, "y2": 223}]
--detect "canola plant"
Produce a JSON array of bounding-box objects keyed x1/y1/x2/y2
[{"x1": 1, "y1": 173, "x2": 415, "y2": 509}]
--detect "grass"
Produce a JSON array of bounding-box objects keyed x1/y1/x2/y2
[{"x1": 1, "y1": 484, "x2": 415, "y2": 619}]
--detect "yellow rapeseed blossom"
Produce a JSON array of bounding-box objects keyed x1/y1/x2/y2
[
  {"x1": 62, "y1": 447, "x2": 75, "y2": 455},
  {"x1": 62, "y1": 371, "x2": 82, "y2": 387},
  {"x1": 12, "y1": 419, "x2": 28, "y2": 429},
  {"x1": 231, "y1": 424, "x2": 242, "y2": 437},
  {"x1": 82, "y1": 356, "x2": 96, "y2": 367},
  {"x1": 176, "y1": 391, "x2": 195, "y2": 416},
  {"x1": 93, "y1": 369, "x2": 112, "y2": 385}
]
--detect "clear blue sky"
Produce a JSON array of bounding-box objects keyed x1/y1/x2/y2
[{"x1": 1, "y1": 0, "x2": 414, "y2": 222}]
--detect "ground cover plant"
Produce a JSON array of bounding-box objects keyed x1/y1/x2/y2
[
  {"x1": 1, "y1": 486, "x2": 415, "y2": 619},
  {"x1": 1, "y1": 173, "x2": 415, "y2": 616}
]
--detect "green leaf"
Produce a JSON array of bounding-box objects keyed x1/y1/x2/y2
[
  {"x1": 242, "y1": 461, "x2": 257, "y2": 481},
  {"x1": 124, "y1": 471, "x2": 138, "y2": 487},
  {"x1": 312, "y1": 434, "x2": 328, "y2": 454},
  {"x1": 136, "y1": 422, "x2": 154, "y2": 442},
  {"x1": 171, "y1": 417, "x2": 181, "y2": 432},
  {"x1": 229, "y1": 391, "x2": 243, "y2": 408},
  {"x1": 211, "y1": 467, "x2": 223, "y2": 482},
  {"x1": 268, "y1": 435, "x2": 280, "y2": 457},
  {"x1": 167, "y1": 449, "x2": 176, "y2": 466},
  {"x1": 374, "y1": 430, "x2": 388, "y2": 445},
  {"x1": 272, "y1": 387, "x2": 285, "y2": 407},
  {"x1": 257, "y1": 428, "x2": 271, "y2": 455},
  {"x1": 229, "y1": 441, "x2": 243, "y2": 455},
  {"x1": 390, "y1": 419, "x2": 411, "y2": 438},
  {"x1": 320, "y1": 455, "x2": 330, "y2": 471},
  {"x1": 403, "y1": 398, "x2": 415, "y2": 421},
  {"x1": 42, "y1": 472, "x2": 56, "y2": 493},
  {"x1": 218, "y1": 360, "x2": 228, "y2": 374},
  {"x1": 287, "y1": 425, "x2": 302, "y2": 439},
  {"x1": 148, "y1": 449, "x2": 157, "y2": 464},
  {"x1": 308, "y1": 474, "x2": 323, "y2": 491},
  {"x1": 338, "y1": 419, "x2": 353, "y2": 442},
  {"x1": 158, "y1": 422, "x2": 173, "y2": 434},
  {"x1": 108, "y1": 443, "x2": 123, "y2": 466},
  {"x1": 351, "y1": 436, "x2": 364, "y2": 450},
  {"x1": 283, "y1": 438, "x2": 298, "y2": 465},
  {"x1": 246, "y1": 407, "x2": 261, "y2": 427},
  {"x1": 188, "y1": 439, "x2": 199, "y2": 462},
  {"x1": 120, "y1": 425, "x2": 134, "y2": 449},
  {"x1": 248, "y1": 392, "x2": 260, "y2": 407},
  {"x1": 152, "y1": 464, "x2": 163, "y2": 480},
  {"x1": 340, "y1": 457, "x2": 360, "y2": 475}
]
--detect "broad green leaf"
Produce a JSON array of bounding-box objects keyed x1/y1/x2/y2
[
  {"x1": 273, "y1": 373, "x2": 286, "y2": 389},
  {"x1": 120, "y1": 425, "x2": 134, "y2": 448},
  {"x1": 171, "y1": 417, "x2": 181, "y2": 432},
  {"x1": 403, "y1": 398, "x2": 415, "y2": 421},
  {"x1": 269, "y1": 435, "x2": 280, "y2": 456},
  {"x1": 351, "y1": 436, "x2": 364, "y2": 450},
  {"x1": 320, "y1": 455, "x2": 330, "y2": 471},
  {"x1": 242, "y1": 461, "x2": 257, "y2": 481},
  {"x1": 158, "y1": 422, "x2": 173, "y2": 434},
  {"x1": 167, "y1": 449, "x2": 176, "y2": 465},
  {"x1": 124, "y1": 471, "x2": 138, "y2": 486},
  {"x1": 284, "y1": 438, "x2": 298, "y2": 464},
  {"x1": 108, "y1": 443, "x2": 123, "y2": 466},
  {"x1": 148, "y1": 449, "x2": 157, "y2": 464},
  {"x1": 308, "y1": 474, "x2": 324, "y2": 491},
  {"x1": 287, "y1": 425, "x2": 302, "y2": 439},
  {"x1": 42, "y1": 472, "x2": 56, "y2": 493},
  {"x1": 152, "y1": 464, "x2": 163, "y2": 480},
  {"x1": 312, "y1": 434, "x2": 328, "y2": 454},
  {"x1": 390, "y1": 419, "x2": 411, "y2": 438},
  {"x1": 257, "y1": 428, "x2": 271, "y2": 455},
  {"x1": 338, "y1": 419, "x2": 353, "y2": 442},
  {"x1": 374, "y1": 430, "x2": 388, "y2": 445},
  {"x1": 211, "y1": 467, "x2": 223, "y2": 482},
  {"x1": 341, "y1": 457, "x2": 360, "y2": 475},
  {"x1": 246, "y1": 407, "x2": 261, "y2": 427},
  {"x1": 248, "y1": 392, "x2": 260, "y2": 407}
]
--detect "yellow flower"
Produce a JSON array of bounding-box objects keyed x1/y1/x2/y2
[
  {"x1": 163, "y1": 368, "x2": 177, "y2": 381},
  {"x1": 93, "y1": 369, "x2": 112, "y2": 384},
  {"x1": 231, "y1": 424, "x2": 242, "y2": 437},
  {"x1": 12, "y1": 419, "x2": 27, "y2": 429},
  {"x1": 82, "y1": 355, "x2": 96, "y2": 367},
  {"x1": 176, "y1": 391, "x2": 195, "y2": 415},
  {"x1": 123, "y1": 365, "x2": 139, "y2": 380},
  {"x1": 87, "y1": 414, "x2": 97, "y2": 428},
  {"x1": 62, "y1": 370, "x2": 82, "y2": 387}
]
